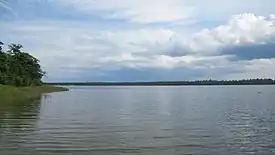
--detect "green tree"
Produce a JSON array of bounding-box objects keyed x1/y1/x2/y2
[
  {"x1": 0, "y1": 42, "x2": 8, "y2": 84},
  {"x1": 0, "y1": 42, "x2": 45, "y2": 86}
]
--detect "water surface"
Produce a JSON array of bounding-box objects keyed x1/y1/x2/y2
[{"x1": 0, "y1": 86, "x2": 274, "y2": 155}]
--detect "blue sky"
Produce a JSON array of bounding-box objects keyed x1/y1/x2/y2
[{"x1": 1, "y1": 0, "x2": 275, "y2": 82}]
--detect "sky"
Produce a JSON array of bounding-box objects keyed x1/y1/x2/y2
[{"x1": 0, "y1": 0, "x2": 275, "y2": 82}]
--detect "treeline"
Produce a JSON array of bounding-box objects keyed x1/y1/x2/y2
[
  {"x1": 0, "y1": 42, "x2": 45, "y2": 86},
  {"x1": 48, "y1": 79, "x2": 275, "y2": 86}
]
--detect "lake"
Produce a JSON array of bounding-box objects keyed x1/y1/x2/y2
[{"x1": 0, "y1": 86, "x2": 274, "y2": 155}]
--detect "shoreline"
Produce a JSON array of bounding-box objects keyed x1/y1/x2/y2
[
  {"x1": 47, "y1": 82, "x2": 275, "y2": 86},
  {"x1": 0, "y1": 85, "x2": 69, "y2": 104},
  {"x1": 50, "y1": 84, "x2": 275, "y2": 86},
  {"x1": 46, "y1": 79, "x2": 275, "y2": 86}
]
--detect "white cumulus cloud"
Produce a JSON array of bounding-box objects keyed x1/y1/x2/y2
[
  {"x1": 187, "y1": 13, "x2": 275, "y2": 54},
  {"x1": 1, "y1": 12, "x2": 275, "y2": 81}
]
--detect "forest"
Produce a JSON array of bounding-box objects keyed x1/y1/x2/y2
[
  {"x1": 0, "y1": 42, "x2": 45, "y2": 86},
  {"x1": 48, "y1": 79, "x2": 275, "y2": 86}
]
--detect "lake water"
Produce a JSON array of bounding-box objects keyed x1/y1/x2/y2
[{"x1": 0, "y1": 86, "x2": 275, "y2": 155}]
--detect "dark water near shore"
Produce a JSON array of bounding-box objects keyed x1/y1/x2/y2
[{"x1": 0, "y1": 86, "x2": 274, "y2": 155}]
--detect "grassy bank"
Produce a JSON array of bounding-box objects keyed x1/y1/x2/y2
[{"x1": 0, "y1": 85, "x2": 68, "y2": 103}]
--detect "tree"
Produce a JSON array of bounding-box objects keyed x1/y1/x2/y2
[
  {"x1": 0, "y1": 41, "x2": 3, "y2": 51},
  {"x1": 0, "y1": 42, "x2": 45, "y2": 86}
]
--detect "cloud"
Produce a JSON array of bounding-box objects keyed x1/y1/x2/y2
[
  {"x1": 53, "y1": 0, "x2": 195, "y2": 24},
  {"x1": 225, "y1": 58, "x2": 275, "y2": 79},
  {"x1": 0, "y1": 0, "x2": 13, "y2": 12},
  {"x1": 1, "y1": 12, "x2": 275, "y2": 81},
  {"x1": 187, "y1": 0, "x2": 275, "y2": 22},
  {"x1": 222, "y1": 44, "x2": 275, "y2": 60},
  {"x1": 52, "y1": 0, "x2": 275, "y2": 25},
  {"x1": 187, "y1": 13, "x2": 275, "y2": 54}
]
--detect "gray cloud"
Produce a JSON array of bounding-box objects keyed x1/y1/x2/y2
[{"x1": 222, "y1": 43, "x2": 275, "y2": 60}]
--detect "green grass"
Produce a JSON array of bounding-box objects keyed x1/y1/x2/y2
[{"x1": 0, "y1": 85, "x2": 68, "y2": 103}]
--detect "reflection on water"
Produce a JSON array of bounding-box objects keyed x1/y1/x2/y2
[
  {"x1": 221, "y1": 100, "x2": 274, "y2": 154},
  {"x1": 0, "y1": 86, "x2": 275, "y2": 155},
  {"x1": 0, "y1": 98, "x2": 41, "y2": 154}
]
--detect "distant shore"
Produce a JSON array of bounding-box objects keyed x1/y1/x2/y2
[
  {"x1": 47, "y1": 79, "x2": 275, "y2": 86},
  {"x1": 0, "y1": 85, "x2": 68, "y2": 103}
]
